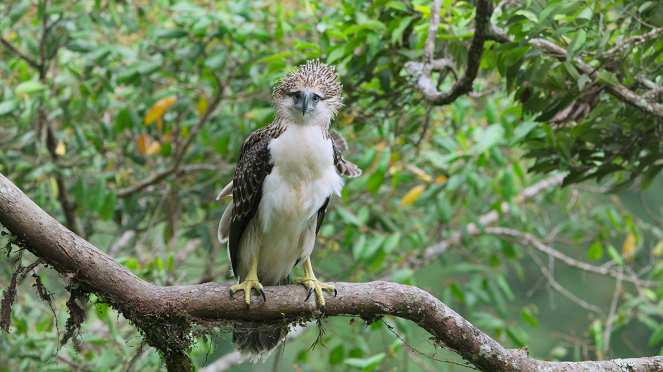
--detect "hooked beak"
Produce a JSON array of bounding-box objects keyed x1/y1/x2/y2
[{"x1": 301, "y1": 92, "x2": 310, "y2": 115}]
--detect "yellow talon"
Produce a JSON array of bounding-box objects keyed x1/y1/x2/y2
[
  {"x1": 229, "y1": 254, "x2": 265, "y2": 309},
  {"x1": 293, "y1": 257, "x2": 336, "y2": 313}
]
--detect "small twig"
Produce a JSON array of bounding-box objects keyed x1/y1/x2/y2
[
  {"x1": 485, "y1": 227, "x2": 657, "y2": 288},
  {"x1": 416, "y1": 0, "x2": 495, "y2": 105},
  {"x1": 0, "y1": 37, "x2": 41, "y2": 69},
  {"x1": 524, "y1": 245, "x2": 604, "y2": 315},
  {"x1": 603, "y1": 269, "x2": 622, "y2": 355}
]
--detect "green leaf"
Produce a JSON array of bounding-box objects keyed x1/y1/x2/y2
[
  {"x1": 336, "y1": 206, "x2": 363, "y2": 227},
  {"x1": 66, "y1": 40, "x2": 95, "y2": 52},
  {"x1": 391, "y1": 16, "x2": 413, "y2": 45},
  {"x1": 450, "y1": 283, "x2": 465, "y2": 302},
  {"x1": 577, "y1": 74, "x2": 591, "y2": 91},
  {"x1": 344, "y1": 353, "x2": 385, "y2": 371},
  {"x1": 641, "y1": 164, "x2": 663, "y2": 191},
  {"x1": 161, "y1": 143, "x2": 172, "y2": 157},
  {"x1": 214, "y1": 137, "x2": 230, "y2": 154},
  {"x1": 330, "y1": 345, "x2": 344, "y2": 365},
  {"x1": 352, "y1": 234, "x2": 367, "y2": 260},
  {"x1": 386, "y1": 1, "x2": 408, "y2": 12},
  {"x1": 607, "y1": 245, "x2": 624, "y2": 266},
  {"x1": 205, "y1": 52, "x2": 227, "y2": 70},
  {"x1": 258, "y1": 52, "x2": 295, "y2": 63},
  {"x1": 382, "y1": 232, "x2": 401, "y2": 254},
  {"x1": 156, "y1": 29, "x2": 189, "y2": 38},
  {"x1": 367, "y1": 172, "x2": 384, "y2": 194},
  {"x1": 326, "y1": 46, "x2": 346, "y2": 65},
  {"x1": 138, "y1": 63, "x2": 161, "y2": 75},
  {"x1": 506, "y1": 326, "x2": 529, "y2": 347},
  {"x1": 100, "y1": 190, "x2": 116, "y2": 220},
  {"x1": 15, "y1": 81, "x2": 47, "y2": 95},
  {"x1": 587, "y1": 242, "x2": 603, "y2": 260},
  {"x1": 0, "y1": 100, "x2": 18, "y2": 116},
  {"x1": 521, "y1": 310, "x2": 538, "y2": 327},
  {"x1": 649, "y1": 323, "x2": 663, "y2": 348},
  {"x1": 538, "y1": 2, "x2": 562, "y2": 23},
  {"x1": 116, "y1": 67, "x2": 140, "y2": 85},
  {"x1": 362, "y1": 235, "x2": 386, "y2": 261}
]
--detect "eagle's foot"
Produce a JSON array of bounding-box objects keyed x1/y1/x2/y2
[
  {"x1": 230, "y1": 279, "x2": 266, "y2": 310},
  {"x1": 293, "y1": 276, "x2": 336, "y2": 313}
]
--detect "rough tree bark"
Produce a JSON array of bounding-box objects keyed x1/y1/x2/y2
[{"x1": 0, "y1": 173, "x2": 661, "y2": 372}]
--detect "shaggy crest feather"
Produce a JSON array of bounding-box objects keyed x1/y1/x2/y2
[{"x1": 273, "y1": 59, "x2": 344, "y2": 116}]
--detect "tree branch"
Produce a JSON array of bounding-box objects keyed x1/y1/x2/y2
[
  {"x1": 0, "y1": 37, "x2": 41, "y2": 70},
  {"x1": 487, "y1": 26, "x2": 663, "y2": 118},
  {"x1": 2, "y1": 174, "x2": 662, "y2": 371},
  {"x1": 484, "y1": 227, "x2": 657, "y2": 288},
  {"x1": 416, "y1": 0, "x2": 494, "y2": 105},
  {"x1": 603, "y1": 27, "x2": 663, "y2": 58},
  {"x1": 398, "y1": 174, "x2": 566, "y2": 276}
]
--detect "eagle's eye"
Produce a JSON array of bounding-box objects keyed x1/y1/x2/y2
[
  {"x1": 312, "y1": 95, "x2": 320, "y2": 103},
  {"x1": 292, "y1": 92, "x2": 301, "y2": 100}
]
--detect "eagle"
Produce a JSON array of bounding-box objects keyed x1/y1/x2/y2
[{"x1": 217, "y1": 60, "x2": 361, "y2": 360}]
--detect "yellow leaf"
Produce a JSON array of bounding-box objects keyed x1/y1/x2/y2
[
  {"x1": 155, "y1": 117, "x2": 163, "y2": 132},
  {"x1": 407, "y1": 165, "x2": 433, "y2": 183},
  {"x1": 435, "y1": 175, "x2": 447, "y2": 184},
  {"x1": 144, "y1": 96, "x2": 177, "y2": 125},
  {"x1": 49, "y1": 176, "x2": 59, "y2": 198},
  {"x1": 197, "y1": 96, "x2": 208, "y2": 116},
  {"x1": 181, "y1": 126, "x2": 189, "y2": 139},
  {"x1": 146, "y1": 140, "x2": 162, "y2": 155},
  {"x1": 622, "y1": 233, "x2": 636, "y2": 262},
  {"x1": 401, "y1": 184, "x2": 427, "y2": 207},
  {"x1": 54, "y1": 141, "x2": 66, "y2": 156},
  {"x1": 137, "y1": 134, "x2": 149, "y2": 154},
  {"x1": 416, "y1": 5, "x2": 431, "y2": 18},
  {"x1": 654, "y1": 240, "x2": 663, "y2": 256}
]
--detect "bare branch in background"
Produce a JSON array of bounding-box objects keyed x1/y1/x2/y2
[
  {"x1": 387, "y1": 174, "x2": 566, "y2": 280},
  {"x1": 487, "y1": 25, "x2": 663, "y2": 118},
  {"x1": 485, "y1": 227, "x2": 656, "y2": 288},
  {"x1": 603, "y1": 27, "x2": 663, "y2": 58},
  {"x1": 415, "y1": 0, "x2": 495, "y2": 105}
]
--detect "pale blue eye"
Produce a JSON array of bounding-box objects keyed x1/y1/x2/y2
[{"x1": 292, "y1": 93, "x2": 300, "y2": 100}]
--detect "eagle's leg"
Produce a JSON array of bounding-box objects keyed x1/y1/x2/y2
[
  {"x1": 229, "y1": 255, "x2": 266, "y2": 310},
  {"x1": 293, "y1": 256, "x2": 336, "y2": 313}
]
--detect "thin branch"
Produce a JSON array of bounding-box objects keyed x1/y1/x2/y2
[
  {"x1": 603, "y1": 269, "x2": 623, "y2": 355},
  {"x1": 488, "y1": 26, "x2": 663, "y2": 118},
  {"x1": 0, "y1": 37, "x2": 41, "y2": 70},
  {"x1": 523, "y1": 244, "x2": 605, "y2": 315},
  {"x1": 485, "y1": 227, "x2": 657, "y2": 288},
  {"x1": 3, "y1": 173, "x2": 663, "y2": 372},
  {"x1": 416, "y1": 0, "x2": 495, "y2": 105},
  {"x1": 603, "y1": 27, "x2": 663, "y2": 58},
  {"x1": 402, "y1": 174, "x2": 566, "y2": 275}
]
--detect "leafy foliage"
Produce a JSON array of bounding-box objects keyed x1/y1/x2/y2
[{"x1": 1, "y1": 0, "x2": 662, "y2": 371}]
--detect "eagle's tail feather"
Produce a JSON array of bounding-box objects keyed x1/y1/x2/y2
[{"x1": 232, "y1": 276, "x2": 289, "y2": 362}]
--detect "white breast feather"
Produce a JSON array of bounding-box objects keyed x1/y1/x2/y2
[{"x1": 236, "y1": 125, "x2": 343, "y2": 284}]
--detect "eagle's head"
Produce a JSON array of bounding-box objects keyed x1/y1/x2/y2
[{"x1": 272, "y1": 60, "x2": 343, "y2": 126}]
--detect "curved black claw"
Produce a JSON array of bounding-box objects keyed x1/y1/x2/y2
[
  {"x1": 321, "y1": 304, "x2": 326, "y2": 314},
  {"x1": 260, "y1": 288, "x2": 266, "y2": 302},
  {"x1": 246, "y1": 302, "x2": 250, "y2": 311},
  {"x1": 305, "y1": 287, "x2": 314, "y2": 302},
  {"x1": 229, "y1": 288, "x2": 235, "y2": 299},
  {"x1": 334, "y1": 288, "x2": 338, "y2": 297}
]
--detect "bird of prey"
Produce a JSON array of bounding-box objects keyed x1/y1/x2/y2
[{"x1": 217, "y1": 60, "x2": 361, "y2": 360}]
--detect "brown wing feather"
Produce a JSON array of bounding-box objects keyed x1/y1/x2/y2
[
  {"x1": 332, "y1": 137, "x2": 362, "y2": 178},
  {"x1": 228, "y1": 124, "x2": 284, "y2": 279}
]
